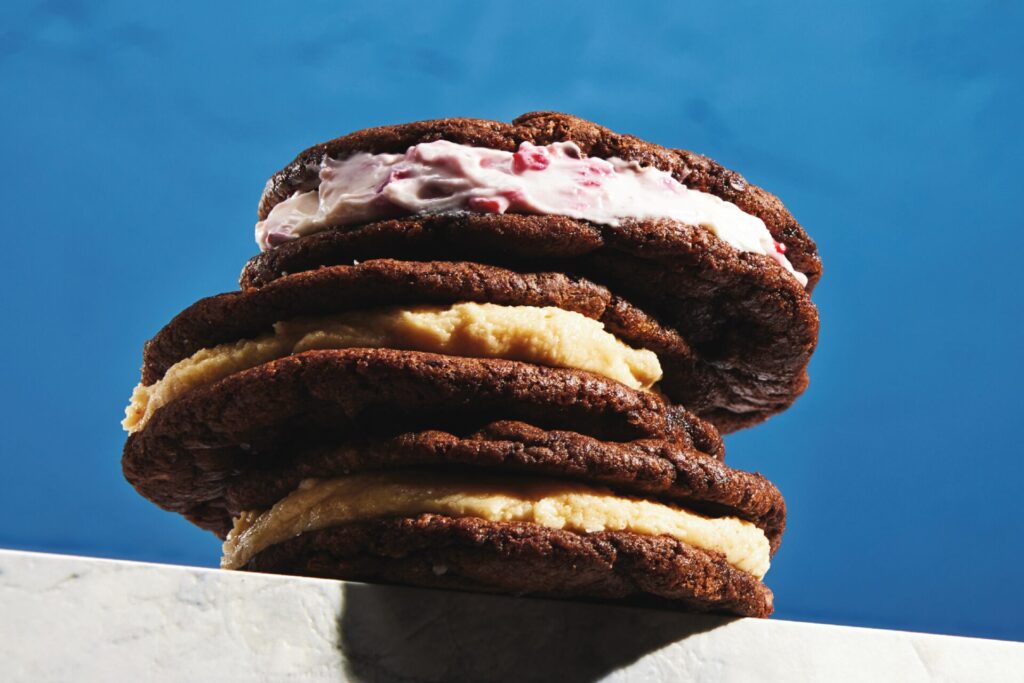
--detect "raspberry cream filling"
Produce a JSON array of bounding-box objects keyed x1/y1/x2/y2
[
  {"x1": 256, "y1": 139, "x2": 806, "y2": 286},
  {"x1": 221, "y1": 471, "x2": 771, "y2": 578},
  {"x1": 122, "y1": 303, "x2": 662, "y2": 433}
]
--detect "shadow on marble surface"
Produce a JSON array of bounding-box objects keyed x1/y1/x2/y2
[{"x1": 337, "y1": 582, "x2": 731, "y2": 682}]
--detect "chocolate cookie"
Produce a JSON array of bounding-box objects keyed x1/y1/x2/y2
[
  {"x1": 142, "y1": 252, "x2": 816, "y2": 431},
  {"x1": 222, "y1": 420, "x2": 784, "y2": 545},
  {"x1": 142, "y1": 258, "x2": 786, "y2": 427},
  {"x1": 123, "y1": 348, "x2": 725, "y2": 533},
  {"x1": 205, "y1": 420, "x2": 785, "y2": 549},
  {"x1": 256, "y1": 111, "x2": 820, "y2": 289},
  {"x1": 242, "y1": 514, "x2": 775, "y2": 618},
  {"x1": 142, "y1": 259, "x2": 686, "y2": 386}
]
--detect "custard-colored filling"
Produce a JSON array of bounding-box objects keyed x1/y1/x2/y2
[
  {"x1": 221, "y1": 471, "x2": 770, "y2": 578},
  {"x1": 123, "y1": 303, "x2": 662, "y2": 432}
]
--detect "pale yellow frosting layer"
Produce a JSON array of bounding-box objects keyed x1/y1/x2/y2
[
  {"x1": 123, "y1": 303, "x2": 663, "y2": 432},
  {"x1": 221, "y1": 471, "x2": 770, "y2": 578}
]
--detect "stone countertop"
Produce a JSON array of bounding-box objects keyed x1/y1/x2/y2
[{"x1": 1, "y1": 549, "x2": 1021, "y2": 682}]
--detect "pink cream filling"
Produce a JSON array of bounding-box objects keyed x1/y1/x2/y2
[{"x1": 256, "y1": 140, "x2": 806, "y2": 285}]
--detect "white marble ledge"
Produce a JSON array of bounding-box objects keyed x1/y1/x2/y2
[{"x1": 0, "y1": 549, "x2": 1021, "y2": 683}]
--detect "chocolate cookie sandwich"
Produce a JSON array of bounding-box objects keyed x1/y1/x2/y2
[
  {"x1": 124, "y1": 345, "x2": 784, "y2": 617},
  {"x1": 243, "y1": 112, "x2": 821, "y2": 430},
  {"x1": 122, "y1": 112, "x2": 817, "y2": 618}
]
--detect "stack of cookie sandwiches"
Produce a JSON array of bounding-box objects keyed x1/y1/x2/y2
[{"x1": 122, "y1": 112, "x2": 820, "y2": 617}]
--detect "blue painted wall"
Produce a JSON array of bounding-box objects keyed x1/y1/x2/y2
[{"x1": 2, "y1": 1, "x2": 1021, "y2": 640}]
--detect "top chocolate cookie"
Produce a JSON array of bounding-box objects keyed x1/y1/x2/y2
[{"x1": 254, "y1": 111, "x2": 821, "y2": 289}]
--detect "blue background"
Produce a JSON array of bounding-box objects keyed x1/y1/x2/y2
[{"x1": 2, "y1": 1, "x2": 1021, "y2": 641}]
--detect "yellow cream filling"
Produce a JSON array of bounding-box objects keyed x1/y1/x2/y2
[
  {"x1": 220, "y1": 471, "x2": 771, "y2": 578},
  {"x1": 123, "y1": 303, "x2": 663, "y2": 432}
]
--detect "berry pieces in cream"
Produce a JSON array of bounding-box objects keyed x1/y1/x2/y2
[{"x1": 256, "y1": 140, "x2": 805, "y2": 285}]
